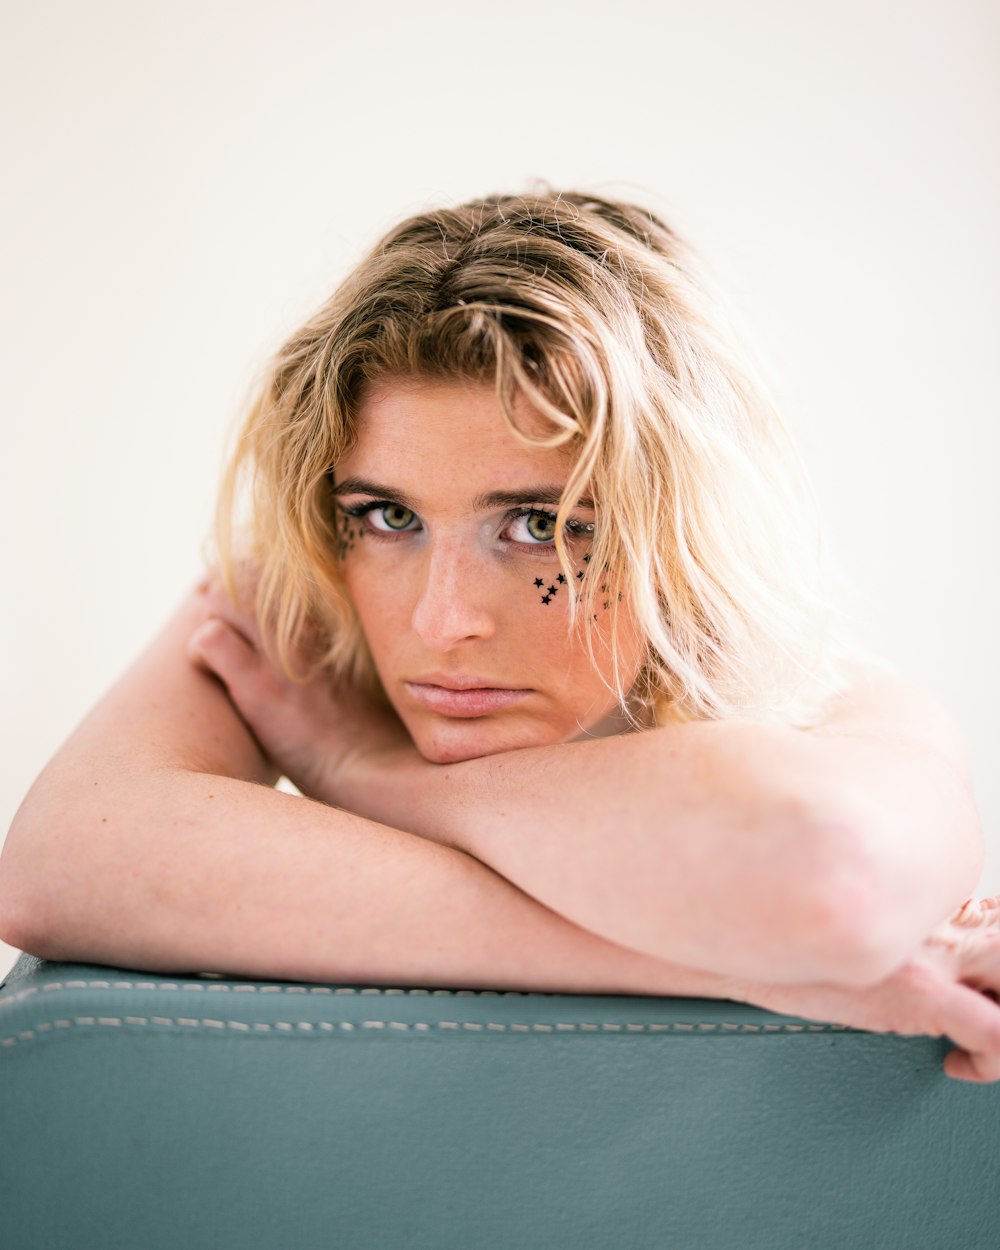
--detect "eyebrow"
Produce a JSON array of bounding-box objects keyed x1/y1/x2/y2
[{"x1": 329, "y1": 475, "x2": 594, "y2": 512}]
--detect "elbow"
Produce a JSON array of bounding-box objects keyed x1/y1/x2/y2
[
  {"x1": 0, "y1": 837, "x2": 28, "y2": 955},
  {"x1": 811, "y1": 779, "x2": 989, "y2": 991},
  {"x1": 0, "y1": 906, "x2": 62, "y2": 964},
  {"x1": 795, "y1": 802, "x2": 902, "y2": 990},
  {"x1": 1, "y1": 866, "x2": 95, "y2": 966},
  {"x1": 0, "y1": 808, "x2": 69, "y2": 963},
  {"x1": 0, "y1": 871, "x2": 42, "y2": 960},
  {"x1": 818, "y1": 886, "x2": 899, "y2": 990},
  {"x1": 805, "y1": 808, "x2": 944, "y2": 991}
]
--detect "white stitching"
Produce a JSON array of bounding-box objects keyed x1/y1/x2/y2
[
  {"x1": 3, "y1": 979, "x2": 548, "y2": 1006},
  {"x1": 0, "y1": 1012, "x2": 853, "y2": 1049},
  {"x1": 1, "y1": 981, "x2": 856, "y2": 1045}
]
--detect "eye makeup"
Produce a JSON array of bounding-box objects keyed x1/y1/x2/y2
[
  {"x1": 335, "y1": 499, "x2": 595, "y2": 554},
  {"x1": 505, "y1": 507, "x2": 595, "y2": 550}
]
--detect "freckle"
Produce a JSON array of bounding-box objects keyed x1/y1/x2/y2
[
  {"x1": 208, "y1": 794, "x2": 214, "y2": 799},
  {"x1": 101, "y1": 817, "x2": 107, "y2": 823}
]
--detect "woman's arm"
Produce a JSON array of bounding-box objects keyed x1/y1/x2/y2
[
  {"x1": 0, "y1": 586, "x2": 745, "y2": 998},
  {"x1": 188, "y1": 585, "x2": 983, "y2": 990},
  {"x1": 331, "y1": 687, "x2": 982, "y2": 989},
  {"x1": 183, "y1": 587, "x2": 883, "y2": 988},
  {"x1": 335, "y1": 727, "x2": 877, "y2": 985},
  {"x1": 10, "y1": 601, "x2": 997, "y2": 1091},
  {"x1": 338, "y1": 706, "x2": 983, "y2": 989}
]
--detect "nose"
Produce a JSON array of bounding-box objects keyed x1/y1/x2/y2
[{"x1": 410, "y1": 540, "x2": 496, "y2": 651}]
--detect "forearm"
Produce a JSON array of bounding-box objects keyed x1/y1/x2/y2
[
  {"x1": 2, "y1": 768, "x2": 742, "y2": 999},
  {"x1": 337, "y1": 723, "x2": 872, "y2": 986}
]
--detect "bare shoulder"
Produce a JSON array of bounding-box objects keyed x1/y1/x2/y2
[{"x1": 805, "y1": 657, "x2": 973, "y2": 789}]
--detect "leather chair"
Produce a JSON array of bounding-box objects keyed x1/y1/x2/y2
[{"x1": 2, "y1": 951, "x2": 997, "y2": 1248}]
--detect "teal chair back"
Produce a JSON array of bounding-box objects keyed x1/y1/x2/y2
[{"x1": 2, "y1": 953, "x2": 997, "y2": 1248}]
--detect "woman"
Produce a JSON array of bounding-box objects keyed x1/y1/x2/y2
[{"x1": 2, "y1": 188, "x2": 997, "y2": 1082}]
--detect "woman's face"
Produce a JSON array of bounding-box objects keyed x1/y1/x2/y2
[{"x1": 333, "y1": 376, "x2": 647, "y2": 764}]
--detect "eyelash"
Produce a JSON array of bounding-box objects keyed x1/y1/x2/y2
[{"x1": 336, "y1": 501, "x2": 594, "y2": 553}]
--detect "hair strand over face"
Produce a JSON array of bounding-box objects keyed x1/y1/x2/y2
[{"x1": 214, "y1": 185, "x2": 872, "y2": 730}]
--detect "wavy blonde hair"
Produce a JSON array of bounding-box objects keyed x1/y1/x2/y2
[{"x1": 216, "y1": 186, "x2": 871, "y2": 730}]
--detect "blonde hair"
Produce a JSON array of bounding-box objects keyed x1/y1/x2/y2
[{"x1": 217, "y1": 186, "x2": 871, "y2": 730}]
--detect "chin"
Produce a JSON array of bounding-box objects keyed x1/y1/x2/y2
[
  {"x1": 409, "y1": 714, "x2": 558, "y2": 765},
  {"x1": 416, "y1": 740, "x2": 496, "y2": 765}
]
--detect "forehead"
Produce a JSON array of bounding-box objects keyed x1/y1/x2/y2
[{"x1": 342, "y1": 377, "x2": 577, "y2": 488}]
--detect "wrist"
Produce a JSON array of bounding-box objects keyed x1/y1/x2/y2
[
  {"x1": 585, "y1": 938, "x2": 754, "y2": 1000},
  {"x1": 335, "y1": 742, "x2": 455, "y2": 844}
]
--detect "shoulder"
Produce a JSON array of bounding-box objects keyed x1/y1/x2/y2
[{"x1": 805, "y1": 657, "x2": 973, "y2": 790}]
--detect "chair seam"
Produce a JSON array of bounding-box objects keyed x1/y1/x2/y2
[
  {"x1": 1, "y1": 1014, "x2": 852, "y2": 1049},
  {"x1": 0, "y1": 979, "x2": 555, "y2": 1004}
]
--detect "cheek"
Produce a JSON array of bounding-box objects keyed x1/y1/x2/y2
[
  {"x1": 530, "y1": 570, "x2": 570, "y2": 606},
  {"x1": 527, "y1": 550, "x2": 592, "y2": 608},
  {"x1": 524, "y1": 550, "x2": 628, "y2": 647},
  {"x1": 338, "y1": 554, "x2": 407, "y2": 659}
]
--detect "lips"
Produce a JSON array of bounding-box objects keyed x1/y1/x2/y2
[{"x1": 404, "y1": 678, "x2": 531, "y2": 718}]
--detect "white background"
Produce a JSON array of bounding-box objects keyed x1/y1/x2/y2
[{"x1": 1, "y1": 1, "x2": 997, "y2": 978}]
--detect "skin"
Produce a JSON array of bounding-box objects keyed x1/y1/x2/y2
[
  {"x1": 5, "y1": 378, "x2": 998, "y2": 1081},
  {"x1": 186, "y1": 517, "x2": 1000, "y2": 1082},
  {"x1": 330, "y1": 376, "x2": 648, "y2": 764}
]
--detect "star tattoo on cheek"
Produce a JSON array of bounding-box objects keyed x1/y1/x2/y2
[
  {"x1": 537, "y1": 577, "x2": 559, "y2": 605},
  {"x1": 532, "y1": 562, "x2": 592, "y2": 605},
  {"x1": 532, "y1": 573, "x2": 563, "y2": 605},
  {"x1": 529, "y1": 541, "x2": 599, "y2": 605}
]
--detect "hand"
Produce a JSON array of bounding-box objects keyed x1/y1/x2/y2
[
  {"x1": 187, "y1": 569, "x2": 411, "y2": 805},
  {"x1": 729, "y1": 895, "x2": 1000, "y2": 1083}
]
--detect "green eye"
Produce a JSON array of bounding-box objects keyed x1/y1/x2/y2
[
  {"x1": 525, "y1": 511, "x2": 556, "y2": 541},
  {"x1": 377, "y1": 504, "x2": 416, "y2": 531}
]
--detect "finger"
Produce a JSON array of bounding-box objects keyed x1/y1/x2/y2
[
  {"x1": 188, "y1": 619, "x2": 266, "y2": 713},
  {"x1": 944, "y1": 1047, "x2": 1000, "y2": 1083},
  {"x1": 955, "y1": 928, "x2": 1000, "y2": 982},
  {"x1": 930, "y1": 977, "x2": 1000, "y2": 1082},
  {"x1": 951, "y1": 896, "x2": 1000, "y2": 928},
  {"x1": 195, "y1": 579, "x2": 264, "y2": 647}
]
